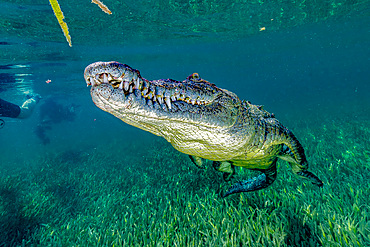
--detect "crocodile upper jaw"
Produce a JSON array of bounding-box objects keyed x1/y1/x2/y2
[{"x1": 84, "y1": 61, "x2": 240, "y2": 129}]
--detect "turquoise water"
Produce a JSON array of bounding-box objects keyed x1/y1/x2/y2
[
  {"x1": 0, "y1": 0, "x2": 369, "y2": 245},
  {"x1": 1, "y1": 2, "x2": 369, "y2": 166}
]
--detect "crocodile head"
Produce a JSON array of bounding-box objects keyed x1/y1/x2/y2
[{"x1": 84, "y1": 61, "x2": 242, "y2": 160}]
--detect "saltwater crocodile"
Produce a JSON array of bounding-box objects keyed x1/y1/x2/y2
[{"x1": 84, "y1": 61, "x2": 323, "y2": 197}]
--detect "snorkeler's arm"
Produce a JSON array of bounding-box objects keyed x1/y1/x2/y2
[{"x1": 17, "y1": 95, "x2": 41, "y2": 119}]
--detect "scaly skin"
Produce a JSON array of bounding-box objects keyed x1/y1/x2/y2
[{"x1": 84, "y1": 61, "x2": 323, "y2": 197}]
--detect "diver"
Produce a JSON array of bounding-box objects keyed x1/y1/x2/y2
[
  {"x1": 0, "y1": 95, "x2": 41, "y2": 119},
  {"x1": 0, "y1": 64, "x2": 41, "y2": 128}
]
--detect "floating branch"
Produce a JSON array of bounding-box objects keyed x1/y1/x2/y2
[
  {"x1": 49, "y1": 0, "x2": 72, "y2": 47},
  {"x1": 92, "y1": 0, "x2": 112, "y2": 15}
]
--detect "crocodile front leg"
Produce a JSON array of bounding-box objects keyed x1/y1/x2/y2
[
  {"x1": 212, "y1": 161, "x2": 235, "y2": 181},
  {"x1": 189, "y1": 155, "x2": 205, "y2": 169},
  {"x1": 223, "y1": 159, "x2": 277, "y2": 197}
]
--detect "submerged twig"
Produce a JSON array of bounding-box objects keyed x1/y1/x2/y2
[
  {"x1": 91, "y1": 0, "x2": 112, "y2": 15},
  {"x1": 49, "y1": 0, "x2": 72, "y2": 47}
]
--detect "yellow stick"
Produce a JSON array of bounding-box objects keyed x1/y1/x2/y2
[
  {"x1": 49, "y1": 0, "x2": 72, "y2": 47},
  {"x1": 91, "y1": 0, "x2": 112, "y2": 15}
]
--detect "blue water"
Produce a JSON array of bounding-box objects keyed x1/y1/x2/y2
[{"x1": 0, "y1": 1, "x2": 369, "y2": 170}]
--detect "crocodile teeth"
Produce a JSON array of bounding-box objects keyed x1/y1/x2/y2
[
  {"x1": 157, "y1": 96, "x2": 163, "y2": 105},
  {"x1": 135, "y1": 78, "x2": 140, "y2": 89},
  {"x1": 142, "y1": 87, "x2": 148, "y2": 96},
  {"x1": 119, "y1": 81, "x2": 124, "y2": 90},
  {"x1": 171, "y1": 95, "x2": 176, "y2": 101},
  {"x1": 129, "y1": 85, "x2": 133, "y2": 93},
  {"x1": 124, "y1": 81, "x2": 129, "y2": 91},
  {"x1": 165, "y1": 97, "x2": 171, "y2": 109},
  {"x1": 103, "y1": 73, "x2": 108, "y2": 84},
  {"x1": 90, "y1": 77, "x2": 95, "y2": 86}
]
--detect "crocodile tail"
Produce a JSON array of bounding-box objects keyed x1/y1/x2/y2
[{"x1": 297, "y1": 170, "x2": 323, "y2": 187}]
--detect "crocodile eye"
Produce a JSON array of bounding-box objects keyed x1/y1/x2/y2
[
  {"x1": 192, "y1": 73, "x2": 200, "y2": 80},
  {"x1": 187, "y1": 73, "x2": 201, "y2": 82}
]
